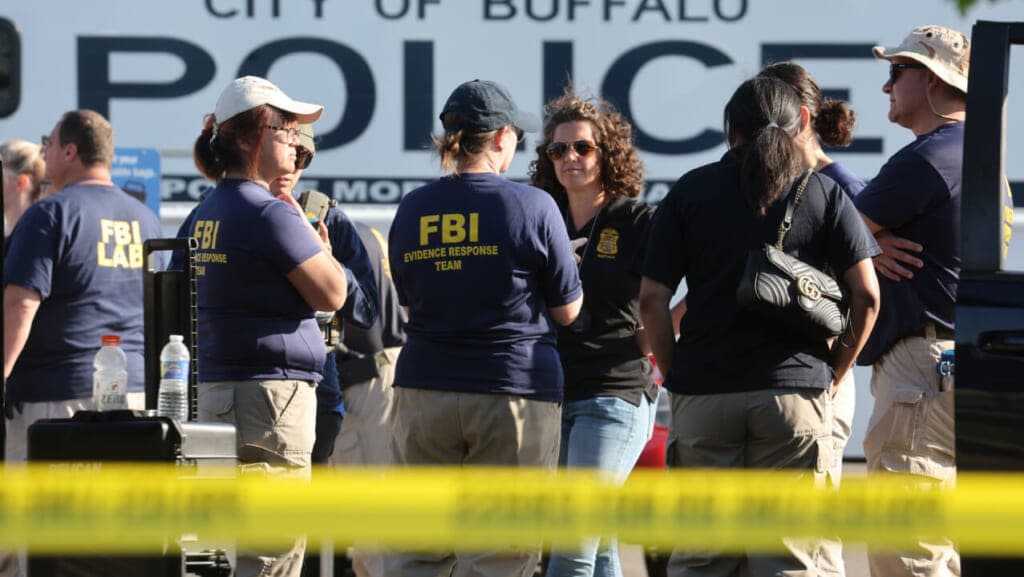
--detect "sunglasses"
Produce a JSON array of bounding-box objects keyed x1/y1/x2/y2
[
  {"x1": 888, "y1": 62, "x2": 927, "y2": 85},
  {"x1": 41, "y1": 134, "x2": 52, "y2": 148},
  {"x1": 511, "y1": 125, "x2": 525, "y2": 143},
  {"x1": 296, "y1": 146, "x2": 313, "y2": 170},
  {"x1": 546, "y1": 140, "x2": 599, "y2": 161}
]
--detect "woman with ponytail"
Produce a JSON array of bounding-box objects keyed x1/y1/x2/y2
[
  {"x1": 387, "y1": 79, "x2": 582, "y2": 577},
  {"x1": 757, "y1": 60, "x2": 870, "y2": 577},
  {"x1": 639, "y1": 76, "x2": 881, "y2": 576},
  {"x1": 188, "y1": 76, "x2": 348, "y2": 576}
]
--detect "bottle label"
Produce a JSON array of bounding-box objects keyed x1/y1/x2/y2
[
  {"x1": 161, "y1": 360, "x2": 189, "y2": 380},
  {"x1": 94, "y1": 374, "x2": 128, "y2": 411}
]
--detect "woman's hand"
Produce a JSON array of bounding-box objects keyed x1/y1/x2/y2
[
  {"x1": 317, "y1": 220, "x2": 332, "y2": 254},
  {"x1": 277, "y1": 192, "x2": 332, "y2": 254},
  {"x1": 570, "y1": 237, "x2": 588, "y2": 265}
]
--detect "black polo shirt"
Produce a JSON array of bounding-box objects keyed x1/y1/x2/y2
[
  {"x1": 558, "y1": 196, "x2": 658, "y2": 406},
  {"x1": 640, "y1": 151, "x2": 879, "y2": 395}
]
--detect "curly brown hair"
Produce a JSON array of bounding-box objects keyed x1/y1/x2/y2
[{"x1": 528, "y1": 90, "x2": 644, "y2": 206}]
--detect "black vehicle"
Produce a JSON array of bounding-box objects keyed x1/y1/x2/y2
[{"x1": 956, "y1": 19, "x2": 1024, "y2": 575}]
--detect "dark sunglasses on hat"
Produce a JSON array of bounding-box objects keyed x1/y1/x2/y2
[{"x1": 546, "y1": 140, "x2": 600, "y2": 161}]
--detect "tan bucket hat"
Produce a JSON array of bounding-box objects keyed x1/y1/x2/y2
[{"x1": 873, "y1": 25, "x2": 970, "y2": 93}]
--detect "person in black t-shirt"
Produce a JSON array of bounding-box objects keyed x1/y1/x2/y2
[
  {"x1": 529, "y1": 90, "x2": 655, "y2": 577},
  {"x1": 638, "y1": 77, "x2": 880, "y2": 577}
]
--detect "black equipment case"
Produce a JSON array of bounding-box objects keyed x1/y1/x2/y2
[{"x1": 25, "y1": 238, "x2": 236, "y2": 577}]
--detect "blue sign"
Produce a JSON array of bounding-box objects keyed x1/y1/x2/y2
[{"x1": 111, "y1": 147, "x2": 160, "y2": 216}]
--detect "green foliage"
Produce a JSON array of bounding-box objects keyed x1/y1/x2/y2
[{"x1": 954, "y1": 0, "x2": 1010, "y2": 15}]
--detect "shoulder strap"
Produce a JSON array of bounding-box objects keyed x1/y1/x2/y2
[{"x1": 775, "y1": 169, "x2": 814, "y2": 249}]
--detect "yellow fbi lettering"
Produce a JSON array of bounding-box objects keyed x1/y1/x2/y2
[
  {"x1": 96, "y1": 219, "x2": 143, "y2": 269},
  {"x1": 420, "y1": 213, "x2": 479, "y2": 246},
  {"x1": 193, "y1": 220, "x2": 221, "y2": 249}
]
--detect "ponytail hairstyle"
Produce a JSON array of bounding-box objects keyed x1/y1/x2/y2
[
  {"x1": 759, "y1": 61, "x2": 856, "y2": 147},
  {"x1": 193, "y1": 105, "x2": 295, "y2": 181},
  {"x1": 432, "y1": 112, "x2": 496, "y2": 175},
  {"x1": 724, "y1": 77, "x2": 804, "y2": 216}
]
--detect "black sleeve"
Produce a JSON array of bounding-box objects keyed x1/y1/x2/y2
[{"x1": 639, "y1": 179, "x2": 689, "y2": 290}]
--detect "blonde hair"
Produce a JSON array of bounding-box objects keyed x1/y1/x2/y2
[{"x1": 1, "y1": 139, "x2": 46, "y2": 201}]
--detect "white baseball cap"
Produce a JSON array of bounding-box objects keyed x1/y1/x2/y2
[{"x1": 214, "y1": 76, "x2": 324, "y2": 125}]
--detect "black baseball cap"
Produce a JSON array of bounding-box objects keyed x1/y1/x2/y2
[{"x1": 440, "y1": 79, "x2": 539, "y2": 134}]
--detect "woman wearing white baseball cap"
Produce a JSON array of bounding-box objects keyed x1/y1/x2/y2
[{"x1": 190, "y1": 76, "x2": 348, "y2": 577}]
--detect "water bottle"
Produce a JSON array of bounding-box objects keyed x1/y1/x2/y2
[
  {"x1": 157, "y1": 334, "x2": 190, "y2": 422},
  {"x1": 93, "y1": 335, "x2": 128, "y2": 411}
]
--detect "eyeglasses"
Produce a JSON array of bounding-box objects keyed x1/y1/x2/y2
[
  {"x1": 510, "y1": 125, "x2": 525, "y2": 143},
  {"x1": 888, "y1": 62, "x2": 927, "y2": 85},
  {"x1": 41, "y1": 135, "x2": 52, "y2": 148},
  {"x1": 265, "y1": 124, "x2": 301, "y2": 141},
  {"x1": 296, "y1": 146, "x2": 313, "y2": 170},
  {"x1": 546, "y1": 140, "x2": 599, "y2": 161}
]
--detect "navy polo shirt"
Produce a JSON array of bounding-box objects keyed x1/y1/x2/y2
[{"x1": 190, "y1": 179, "x2": 325, "y2": 382}]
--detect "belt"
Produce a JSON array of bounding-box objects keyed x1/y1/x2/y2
[{"x1": 915, "y1": 322, "x2": 955, "y2": 340}]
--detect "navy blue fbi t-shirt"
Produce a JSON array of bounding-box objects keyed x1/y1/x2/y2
[
  {"x1": 854, "y1": 122, "x2": 962, "y2": 365},
  {"x1": 389, "y1": 172, "x2": 583, "y2": 402},
  {"x1": 5, "y1": 183, "x2": 161, "y2": 402},
  {"x1": 191, "y1": 179, "x2": 325, "y2": 382},
  {"x1": 558, "y1": 196, "x2": 657, "y2": 407},
  {"x1": 641, "y1": 152, "x2": 879, "y2": 395}
]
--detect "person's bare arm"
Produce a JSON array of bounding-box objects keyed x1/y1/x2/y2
[
  {"x1": 639, "y1": 277, "x2": 675, "y2": 374},
  {"x1": 549, "y1": 295, "x2": 583, "y2": 326},
  {"x1": 670, "y1": 297, "x2": 688, "y2": 337},
  {"x1": 287, "y1": 251, "x2": 349, "y2": 312},
  {"x1": 4, "y1": 285, "x2": 42, "y2": 380},
  {"x1": 276, "y1": 193, "x2": 349, "y2": 311},
  {"x1": 858, "y1": 211, "x2": 924, "y2": 282},
  {"x1": 830, "y1": 259, "x2": 881, "y2": 393}
]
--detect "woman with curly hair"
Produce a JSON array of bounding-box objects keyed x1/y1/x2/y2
[{"x1": 529, "y1": 90, "x2": 656, "y2": 577}]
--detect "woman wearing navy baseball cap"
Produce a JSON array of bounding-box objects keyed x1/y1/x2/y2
[{"x1": 387, "y1": 79, "x2": 583, "y2": 577}]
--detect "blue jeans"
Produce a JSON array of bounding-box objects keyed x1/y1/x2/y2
[{"x1": 546, "y1": 395, "x2": 655, "y2": 577}]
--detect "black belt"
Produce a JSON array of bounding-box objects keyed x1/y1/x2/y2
[{"x1": 915, "y1": 323, "x2": 954, "y2": 340}]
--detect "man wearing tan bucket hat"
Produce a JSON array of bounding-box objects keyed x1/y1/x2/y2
[{"x1": 853, "y1": 25, "x2": 968, "y2": 577}]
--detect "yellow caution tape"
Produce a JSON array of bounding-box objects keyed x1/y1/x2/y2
[{"x1": 2, "y1": 464, "x2": 1024, "y2": 555}]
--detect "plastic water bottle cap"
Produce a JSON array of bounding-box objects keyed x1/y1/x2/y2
[{"x1": 101, "y1": 335, "x2": 120, "y2": 346}]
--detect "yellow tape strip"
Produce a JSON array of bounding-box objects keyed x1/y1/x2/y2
[{"x1": 2, "y1": 465, "x2": 1024, "y2": 554}]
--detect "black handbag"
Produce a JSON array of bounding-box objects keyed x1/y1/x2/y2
[{"x1": 736, "y1": 170, "x2": 848, "y2": 340}]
